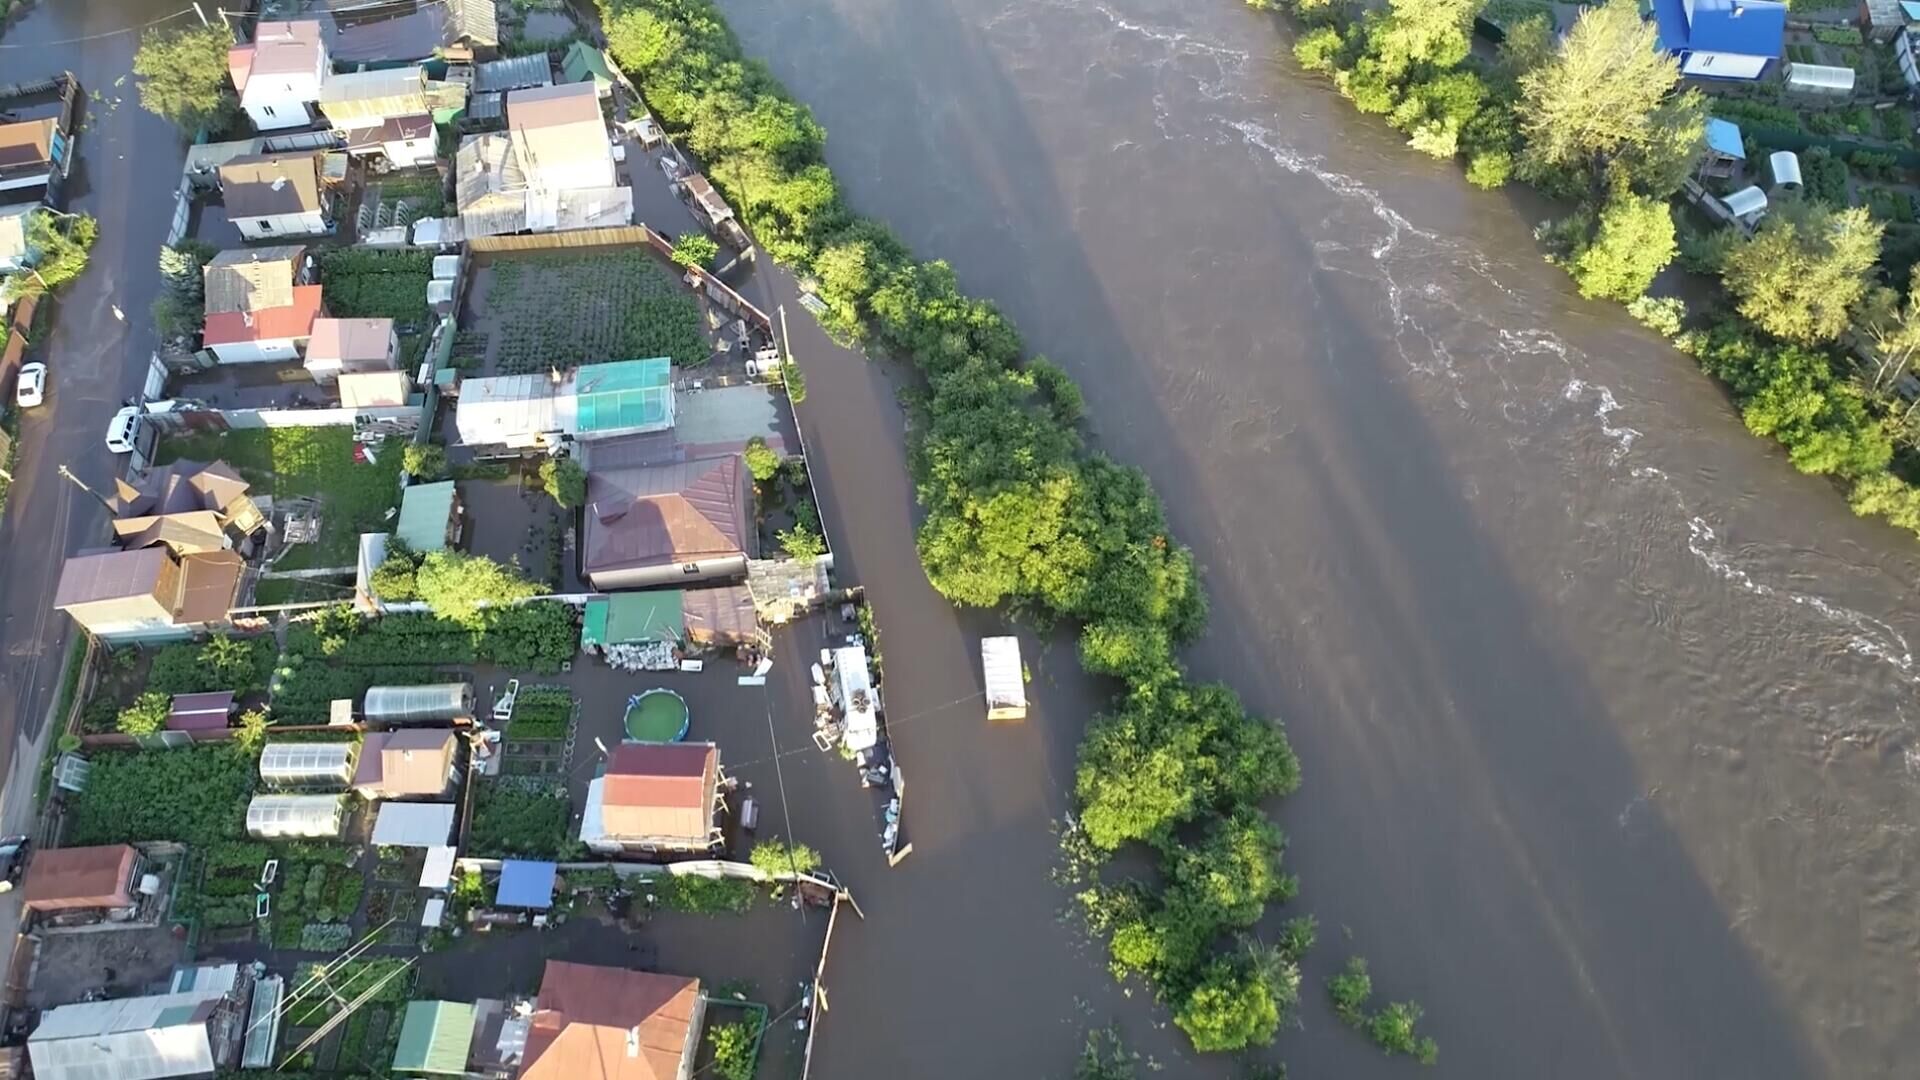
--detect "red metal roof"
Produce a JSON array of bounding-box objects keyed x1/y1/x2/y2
[{"x1": 203, "y1": 285, "x2": 323, "y2": 345}]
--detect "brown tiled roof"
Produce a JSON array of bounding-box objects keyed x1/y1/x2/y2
[
  {"x1": 601, "y1": 743, "x2": 716, "y2": 842},
  {"x1": 519, "y1": 961, "x2": 698, "y2": 1080},
  {"x1": 582, "y1": 457, "x2": 748, "y2": 575},
  {"x1": 22, "y1": 845, "x2": 137, "y2": 913},
  {"x1": 354, "y1": 730, "x2": 456, "y2": 796},
  {"x1": 221, "y1": 153, "x2": 323, "y2": 218},
  {"x1": 111, "y1": 510, "x2": 228, "y2": 556}
]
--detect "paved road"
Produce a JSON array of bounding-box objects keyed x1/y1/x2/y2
[{"x1": 0, "y1": 1, "x2": 191, "y2": 946}]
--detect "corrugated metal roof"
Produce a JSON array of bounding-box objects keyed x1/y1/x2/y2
[
  {"x1": 598, "y1": 743, "x2": 716, "y2": 843},
  {"x1": 167, "y1": 691, "x2": 234, "y2": 731},
  {"x1": 454, "y1": 373, "x2": 567, "y2": 443},
  {"x1": 583, "y1": 456, "x2": 749, "y2": 574},
  {"x1": 21, "y1": 845, "x2": 137, "y2": 913},
  {"x1": 521, "y1": 962, "x2": 698, "y2": 1080},
  {"x1": 354, "y1": 729, "x2": 455, "y2": 795},
  {"x1": 1705, "y1": 118, "x2": 1744, "y2": 160},
  {"x1": 604, "y1": 590, "x2": 683, "y2": 644},
  {"x1": 496, "y1": 860, "x2": 556, "y2": 909},
  {"x1": 448, "y1": 0, "x2": 499, "y2": 46},
  {"x1": 371, "y1": 801, "x2": 457, "y2": 847},
  {"x1": 474, "y1": 54, "x2": 552, "y2": 95},
  {"x1": 396, "y1": 481, "x2": 458, "y2": 551},
  {"x1": 220, "y1": 153, "x2": 323, "y2": 218},
  {"x1": 562, "y1": 42, "x2": 614, "y2": 89},
  {"x1": 30, "y1": 989, "x2": 223, "y2": 1080},
  {"x1": 395, "y1": 1000, "x2": 478, "y2": 1075}
]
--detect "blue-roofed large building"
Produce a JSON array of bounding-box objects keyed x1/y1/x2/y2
[{"x1": 1650, "y1": 0, "x2": 1786, "y2": 80}]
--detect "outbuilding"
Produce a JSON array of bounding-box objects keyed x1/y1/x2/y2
[
  {"x1": 364, "y1": 682, "x2": 474, "y2": 725},
  {"x1": 306, "y1": 317, "x2": 398, "y2": 383},
  {"x1": 371, "y1": 801, "x2": 457, "y2": 848},
  {"x1": 21, "y1": 844, "x2": 144, "y2": 920},
  {"x1": 219, "y1": 153, "x2": 331, "y2": 240}
]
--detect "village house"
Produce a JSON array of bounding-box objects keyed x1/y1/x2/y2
[
  {"x1": 321, "y1": 67, "x2": 441, "y2": 170},
  {"x1": 453, "y1": 358, "x2": 676, "y2": 449},
  {"x1": 52, "y1": 546, "x2": 244, "y2": 643},
  {"x1": 20, "y1": 844, "x2": 146, "y2": 924},
  {"x1": 518, "y1": 961, "x2": 704, "y2": 1080},
  {"x1": 0, "y1": 115, "x2": 70, "y2": 200},
  {"x1": 580, "y1": 742, "x2": 725, "y2": 855},
  {"x1": 219, "y1": 152, "x2": 330, "y2": 240},
  {"x1": 454, "y1": 80, "x2": 632, "y2": 237},
  {"x1": 354, "y1": 728, "x2": 459, "y2": 800},
  {"x1": 582, "y1": 456, "x2": 752, "y2": 590},
  {"x1": 29, "y1": 964, "x2": 253, "y2": 1080},
  {"x1": 228, "y1": 20, "x2": 328, "y2": 131},
  {"x1": 305, "y1": 316, "x2": 397, "y2": 383},
  {"x1": 202, "y1": 246, "x2": 324, "y2": 364},
  {"x1": 329, "y1": 0, "x2": 497, "y2": 67},
  {"x1": 107, "y1": 458, "x2": 265, "y2": 555},
  {"x1": 1650, "y1": 0, "x2": 1785, "y2": 80}
]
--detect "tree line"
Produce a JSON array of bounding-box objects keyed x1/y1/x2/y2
[
  {"x1": 1256, "y1": 0, "x2": 1920, "y2": 541},
  {"x1": 602, "y1": 0, "x2": 1307, "y2": 1054}
]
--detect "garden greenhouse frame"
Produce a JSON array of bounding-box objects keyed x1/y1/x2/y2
[
  {"x1": 246, "y1": 794, "x2": 346, "y2": 839},
  {"x1": 363, "y1": 683, "x2": 474, "y2": 725},
  {"x1": 258, "y1": 742, "x2": 355, "y2": 788}
]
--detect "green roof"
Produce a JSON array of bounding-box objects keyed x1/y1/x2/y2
[
  {"x1": 599, "y1": 590, "x2": 683, "y2": 644},
  {"x1": 396, "y1": 481, "x2": 458, "y2": 552},
  {"x1": 582, "y1": 598, "x2": 611, "y2": 648},
  {"x1": 562, "y1": 41, "x2": 615, "y2": 88},
  {"x1": 574, "y1": 358, "x2": 673, "y2": 434},
  {"x1": 393, "y1": 1000, "x2": 477, "y2": 1075}
]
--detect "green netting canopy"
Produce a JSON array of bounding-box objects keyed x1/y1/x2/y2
[
  {"x1": 584, "y1": 591, "x2": 684, "y2": 649},
  {"x1": 573, "y1": 358, "x2": 674, "y2": 435},
  {"x1": 393, "y1": 1000, "x2": 477, "y2": 1075}
]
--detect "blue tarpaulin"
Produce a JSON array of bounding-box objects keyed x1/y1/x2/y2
[
  {"x1": 496, "y1": 859, "x2": 556, "y2": 909},
  {"x1": 1705, "y1": 118, "x2": 1746, "y2": 160}
]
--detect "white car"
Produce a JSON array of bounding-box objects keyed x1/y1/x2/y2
[
  {"x1": 104, "y1": 405, "x2": 140, "y2": 455},
  {"x1": 14, "y1": 362, "x2": 45, "y2": 409}
]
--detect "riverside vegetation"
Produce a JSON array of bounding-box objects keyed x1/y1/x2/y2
[
  {"x1": 1255, "y1": 0, "x2": 1920, "y2": 541},
  {"x1": 602, "y1": 0, "x2": 1306, "y2": 1056}
]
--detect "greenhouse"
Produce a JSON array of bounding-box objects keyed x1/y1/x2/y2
[
  {"x1": 363, "y1": 683, "x2": 474, "y2": 725},
  {"x1": 246, "y1": 794, "x2": 346, "y2": 839},
  {"x1": 258, "y1": 742, "x2": 355, "y2": 788}
]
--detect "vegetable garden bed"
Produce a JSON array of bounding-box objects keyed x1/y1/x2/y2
[
  {"x1": 480, "y1": 250, "x2": 710, "y2": 372},
  {"x1": 466, "y1": 779, "x2": 574, "y2": 858},
  {"x1": 315, "y1": 249, "x2": 433, "y2": 329},
  {"x1": 66, "y1": 745, "x2": 256, "y2": 846}
]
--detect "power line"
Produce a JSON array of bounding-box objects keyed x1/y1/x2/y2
[{"x1": 0, "y1": 7, "x2": 195, "y2": 48}]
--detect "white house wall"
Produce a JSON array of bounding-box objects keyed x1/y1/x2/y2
[
  {"x1": 211, "y1": 337, "x2": 303, "y2": 364},
  {"x1": 234, "y1": 211, "x2": 329, "y2": 241},
  {"x1": 1682, "y1": 52, "x2": 1769, "y2": 80}
]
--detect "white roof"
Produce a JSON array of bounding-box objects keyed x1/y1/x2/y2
[
  {"x1": 260, "y1": 741, "x2": 354, "y2": 783},
  {"x1": 1769, "y1": 150, "x2": 1803, "y2": 188},
  {"x1": 580, "y1": 777, "x2": 607, "y2": 847},
  {"x1": 1785, "y1": 63, "x2": 1857, "y2": 91},
  {"x1": 421, "y1": 895, "x2": 447, "y2": 927},
  {"x1": 1724, "y1": 185, "x2": 1769, "y2": 220},
  {"x1": 372, "y1": 801, "x2": 457, "y2": 847},
  {"x1": 981, "y1": 636, "x2": 1025, "y2": 710},
  {"x1": 832, "y1": 645, "x2": 879, "y2": 752},
  {"x1": 247, "y1": 793, "x2": 345, "y2": 838},
  {"x1": 454, "y1": 374, "x2": 578, "y2": 443},
  {"x1": 420, "y1": 845, "x2": 457, "y2": 888},
  {"x1": 30, "y1": 990, "x2": 223, "y2": 1080}
]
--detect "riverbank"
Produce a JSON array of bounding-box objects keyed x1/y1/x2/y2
[{"x1": 1254, "y1": 0, "x2": 1920, "y2": 544}]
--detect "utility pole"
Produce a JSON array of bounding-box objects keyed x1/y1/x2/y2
[
  {"x1": 192, "y1": 2, "x2": 210, "y2": 27},
  {"x1": 55, "y1": 465, "x2": 114, "y2": 513},
  {"x1": 777, "y1": 303, "x2": 792, "y2": 366}
]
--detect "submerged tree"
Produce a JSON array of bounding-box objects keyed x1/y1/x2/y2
[
  {"x1": 3, "y1": 211, "x2": 98, "y2": 302},
  {"x1": 1568, "y1": 190, "x2": 1677, "y2": 302},
  {"x1": 133, "y1": 24, "x2": 239, "y2": 134},
  {"x1": 1722, "y1": 202, "x2": 1883, "y2": 345}
]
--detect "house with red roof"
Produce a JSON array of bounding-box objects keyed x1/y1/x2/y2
[
  {"x1": 201, "y1": 246, "x2": 324, "y2": 364},
  {"x1": 518, "y1": 961, "x2": 703, "y2": 1080}
]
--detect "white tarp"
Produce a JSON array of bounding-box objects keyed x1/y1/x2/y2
[
  {"x1": 372, "y1": 802, "x2": 457, "y2": 848},
  {"x1": 420, "y1": 845, "x2": 457, "y2": 889}
]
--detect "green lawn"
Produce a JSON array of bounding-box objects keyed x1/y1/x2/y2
[{"x1": 159, "y1": 428, "x2": 402, "y2": 567}]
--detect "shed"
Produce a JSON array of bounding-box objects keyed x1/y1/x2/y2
[
  {"x1": 396, "y1": 481, "x2": 461, "y2": 553},
  {"x1": 1865, "y1": 0, "x2": 1905, "y2": 40},
  {"x1": 259, "y1": 741, "x2": 355, "y2": 787},
  {"x1": 496, "y1": 859, "x2": 557, "y2": 910},
  {"x1": 364, "y1": 682, "x2": 473, "y2": 724},
  {"x1": 420, "y1": 895, "x2": 447, "y2": 928},
  {"x1": 474, "y1": 54, "x2": 553, "y2": 95},
  {"x1": 981, "y1": 636, "x2": 1027, "y2": 722},
  {"x1": 420, "y1": 845, "x2": 457, "y2": 889},
  {"x1": 582, "y1": 591, "x2": 684, "y2": 649},
  {"x1": 355, "y1": 729, "x2": 458, "y2": 799},
  {"x1": 682, "y1": 584, "x2": 759, "y2": 646},
  {"x1": 29, "y1": 988, "x2": 228, "y2": 1080},
  {"x1": 1783, "y1": 62, "x2": 1856, "y2": 96},
  {"x1": 1769, "y1": 149, "x2": 1803, "y2": 190},
  {"x1": 372, "y1": 801, "x2": 457, "y2": 847},
  {"x1": 1725, "y1": 184, "x2": 1770, "y2": 222},
  {"x1": 246, "y1": 793, "x2": 346, "y2": 838},
  {"x1": 1701, "y1": 117, "x2": 1745, "y2": 179},
  {"x1": 338, "y1": 370, "x2": 414, "y2": 410},
  {"x1": 394, "y1": 1000, "x2": 478, "y2": 1076},
  {"x1": 561, "y1": 42, "x2": 615, "y2": 98},
  {"x1": 167, "y1": 691, "x2": 235, "y2": 731},
  {"x1": 21, "y1": 845, "x2": 140, "y2": 915}
]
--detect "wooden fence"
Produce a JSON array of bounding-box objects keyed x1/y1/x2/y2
[{"x1": 465, "y1": 225, "x2": 660, "y2": 253}]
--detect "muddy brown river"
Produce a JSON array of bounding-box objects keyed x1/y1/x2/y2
[{"x1": 8, "y1": 0, "x2": 1920, "y2": 1075}]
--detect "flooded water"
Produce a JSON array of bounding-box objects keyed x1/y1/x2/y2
[{"x1": 716, "y1": 0, "x2": 1920, "y2": 1077}]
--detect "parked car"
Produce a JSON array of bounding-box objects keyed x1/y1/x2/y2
[
  {"x1": 15, "y1": 362, "x2": 45, "y2": 408},
  {"x1": 104, "y1": 405, "x2": 140, "y2": 454},
  {"x1": 0, "y1": 835, "x2": 32, "y2": 888}
]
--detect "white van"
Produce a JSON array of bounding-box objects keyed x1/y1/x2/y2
[{"x1": 104, "y1": 406, "x2": 141, "y2": 454}]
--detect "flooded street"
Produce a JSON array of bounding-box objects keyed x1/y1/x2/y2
[{"x1": 719, "y1": 0, "x2": 1920, "y2": 1076}]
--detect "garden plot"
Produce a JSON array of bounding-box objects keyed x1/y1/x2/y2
[
  {"x1": 316, "y1": 249, "x2": 434, "y2": 330},
  {"x1": 281, "y1": 956, "x2": 414, "y2": 1076},
  {"x1": 471, "y1": 250, "x2": 712, "y2": 373}
]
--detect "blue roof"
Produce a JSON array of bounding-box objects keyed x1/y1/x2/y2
[
  {"x1": 1705, "y1": 118, "x2": 1746, "y2": 159},
  {"x1": 495, "y1": 859, "x2": 556, "y2": 909},
  {"x1": 1905, "y1": 0, "x2": 1920, "y2": 19},
  {"x1": 1651, "y1": 0, "x2": 1784, "y2": 58}
]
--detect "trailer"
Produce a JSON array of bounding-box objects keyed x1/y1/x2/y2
[{"x1": 981, "y1": 637, "x2": 1027, "y2": 722}]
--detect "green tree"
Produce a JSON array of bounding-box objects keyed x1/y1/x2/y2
[
  {"x1": 743, "y1": 436, "x2": 781, "y2": 482},
  {"x1": 1370, "y1": 1001, "x2": 1439, "y2": 1064},
  {"x1": 152, "y1": 242, "x2": 210, "y2": 339},
  {"x1": 1173, "y1": 954, "x2": 1282, "y2": 1052},
  {"x1": 1278, "y1": 914, "x2": 1318, "y2": 962},
  {"x1": 4, "y1": 211, "x2": 98, "y2": 302},
  {"x1": 371, "y1": 544, "x2": 422, "y2": 602},
  {"x1": 1722, "y1": 202, "x2": 1883, "y2": 345},
  {"x1": 1518, "y1": 0, "x2": 1702, "y2": 194},
  {"x1": 778, "y1": 522, "x2": 827, "y2": 560},
  {"x1": 414, "y1": 551, "x2": 543, "y2": 621},
  {"x1": 133, "y1": 24, "x2": 239, "y2": 134},
  {"x1": 234, "y1": 708, "x2": 270, "y2": 752},
  {"x1": 706, "y1": 1021, "x2": 756, "y2": 1080},
  {"x1": 116, "y1": 691, "x2": 171, "y2": 736},
  {"x1": 538, "y1": 456, "x2": 587, "y2": 508},
  {"x1": 1357, "y1": 0, "x2": 1480, "y2": 83},
  {"x1": 1165, "y1": 808, "x2": 1287, "y2": 927},
  {"x1": 671, "y1": 231, "x2": 721, "y2": 268},
  {"x1": 1327, "y1": 956, "x2": 1373, "y2": 1026},
  {"x1": 748, "y1": 837, "x2": 822, "y2": 877},
  {"x1": 402, "y1": 443, "x2": 449, "y2": 481},
  {"x1": 1074, "y1": 1028, "x2": 1140, "y2": 1080},
  {"x1": 1567, "y1": 191, "x2": 1676, "y2": 302}
]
